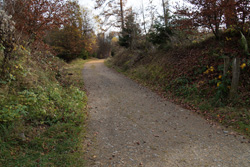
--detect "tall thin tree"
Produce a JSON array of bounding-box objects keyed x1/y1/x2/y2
[{"x1": 120, "y1": 0, "x2": 124, "y2": 30}]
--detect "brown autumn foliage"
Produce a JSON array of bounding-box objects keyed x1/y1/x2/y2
[
  {"x1": 1, "y1": 0, "x2": 97, "y2": 62},
  {"x1": 44, "y1": 1, "x2": 97, "y2": 61},
  {"x1": 175, "y1": 0, "x2": 250, "y2": 38},
  {"x1": 3, "y1": 0, "x2": 69, "y2": 41}
]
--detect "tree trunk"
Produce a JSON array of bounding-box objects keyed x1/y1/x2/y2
[
  {"x1": 223, "y1": 56, "x2": 230, "y2": 76},
  {"x1": 141, "y1": 0, "x2": 147, "y2": 34},
  {"x1": 230, "y1": 57, "x2": 240, "y2": 99},
  {"x1": 120, "y1": 0, "x2": 124, "y2": 31},
  {"x1": 162, "y1": 0, "x2": 167, "y2": 26}
]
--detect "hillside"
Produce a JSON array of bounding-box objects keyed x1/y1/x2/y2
[
  {"x1": 0, "y1": 45, "x2": 88, "y2": 166},
  {"x1": 0, "y1": 2, "x2": 93, "y2": 165},
  {"x1": 107, "y1": 31, "x2": 250, "y2": 137}
]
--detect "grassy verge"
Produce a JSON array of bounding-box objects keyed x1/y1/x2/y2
[{"x1": 0, "y1": 54, "x2": 88, "y2": 166}]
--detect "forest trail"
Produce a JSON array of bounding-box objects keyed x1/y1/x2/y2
[{"x1": 82, "y1": 59, "x2": 250, "y2": 167}]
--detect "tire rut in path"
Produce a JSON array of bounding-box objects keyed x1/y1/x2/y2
[{"x1": 83, "y1": 59, "x2": 250, "y2": 167}]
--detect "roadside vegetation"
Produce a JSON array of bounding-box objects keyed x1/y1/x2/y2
[
  {"x1": 1, "y1": 0, "x2": 250, "y2": 165},
  {"x1": 0, "y1": 1, "x2": 93, "y2": 166},
  {"x1": 0, "y1": 53, "x2": 88, "y2": 166},
  {"x1": 107, "y1": 31, "x2": 250, "y2": 137},
  {"x1": 105, "y1": 1, "x2": 250, "y2": 137}
]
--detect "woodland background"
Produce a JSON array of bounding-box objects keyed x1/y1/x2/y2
[{"x1": 0, "y1": 0, "x2": 250, "y2": 166}]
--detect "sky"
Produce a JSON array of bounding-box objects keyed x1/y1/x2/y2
[
  {"x1": 78, "y1": 0, "x2": 185, "y2": 32},
  {"x1": 78, "y1": 0, "x2": 185, "y2": 13}
]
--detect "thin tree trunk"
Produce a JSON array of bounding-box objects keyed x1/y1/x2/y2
[
  {"x1": 223, "y1": 56, "x2": 230, "y2": 76},
  {"x1": 148, "y1": 0, "x2": 155, "y2": 30},
  {"x1": 162, "y1": 0, "x2": 167, "y2": 26},
  {"x1": 230, "y1": 57, "x2": 240, "y2": 99},
  {"x1": 141, "y1": 0, "x2": 147, "y2": 34},
  {"x1": 120, "y1": 0, "x2": 124, "y2": 31}
]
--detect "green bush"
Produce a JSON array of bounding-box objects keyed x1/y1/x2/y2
[
  {"x1": 80, "y1": 49, "x2": 89, "y2": 60},
  {"x1": 0, "y1": 82, "x2": 86, "y2": 125},
  {"x1": 0, "y1": 54, "x2": 87, "y2": 166},
  {"x1": 0, "y1": 103, "x2": 27, "y2": 123},
  {"x1": 148, "y1": 22, "x2": 173, "y2": 46}
]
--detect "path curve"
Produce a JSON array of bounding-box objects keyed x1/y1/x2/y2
[{"x1": 83, "y1": 59, "x2": 250, "y2": 167}]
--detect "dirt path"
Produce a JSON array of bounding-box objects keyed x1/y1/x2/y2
[{"x1": 83, "y1": 59, "x2": 250, "y2": 167}]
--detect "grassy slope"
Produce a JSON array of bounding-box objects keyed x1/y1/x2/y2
[
  {"x1": 0, "y1": 44, "x2": 88, "y2": 167},
  {"x1": 107, "y1": 33, "x2": 250, "y2": 138}
]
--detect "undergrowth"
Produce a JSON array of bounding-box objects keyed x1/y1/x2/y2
[
  {"x1": 0, "y1": 44, "x2": 88, "y2": 166},
  {"x1": 107, "y1": 32, "x2": 250, "y2": 137}
]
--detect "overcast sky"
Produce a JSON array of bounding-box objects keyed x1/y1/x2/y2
[
  {"x1": 78, "y1": 0, "x2": 185, "y2": 12},
  {"x1": 78, "y1": 0, "x2": 185, "y2": 32}
]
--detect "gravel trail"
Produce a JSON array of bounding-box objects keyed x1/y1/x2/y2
[{"x1": 82, "y1": 59, "x2": 250, "y2": 167}]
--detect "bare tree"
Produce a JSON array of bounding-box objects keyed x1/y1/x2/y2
[
  {"x1": 120, "y1": 0, "x2": 124, "y2": 30},
  {"x1": 162, "y1": 0, "x2": 169, "y2": 26},
  {"x1": 141, "y1": 0, "x2": 147, "y2": 34},
  {"x1": 95, "y1": 0, "x2": 126, "y2": 31},
  {"x1": 147, "y1": 0, "x2": 157, "y2": 30}
]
